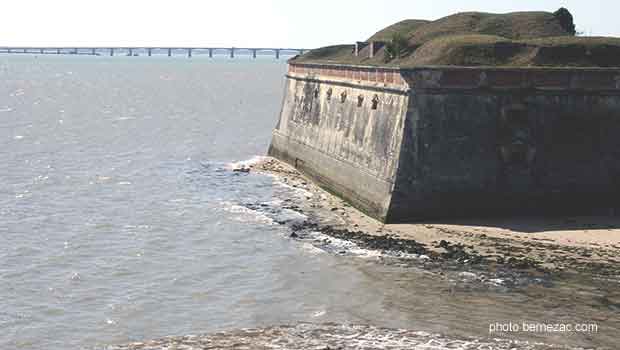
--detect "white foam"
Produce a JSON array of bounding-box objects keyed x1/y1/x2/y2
[
  {"x1": 274, "y1": 180, "x2": 313, "y2": 198},
  {"x1": 488, "y1": 278, "x2": 506, "y2": 286},
  {"x1": 458, "y1": 272, "x2": 478, "y2": 280},
  {"x1": 70, "y1": 272, "x2": 81, "y2": 281},
  {"x1": 226, "y1": 156, "x2": 268, "y2": 170},
  {"x1": 312, "y1": 310, "x2": 326, "y2": 317},
  {"x1": 222, "y1": 202, "x2": 276, "y2": 225},
  {"x1": 279, "y1": 208, "x2": 308, "y2": 221},
  {"x1": 302, "y1": 231, "x2": 383, "y2": 259},
  {"x1": 299, "y1": 243, "x2": 326, "y2": 255}
]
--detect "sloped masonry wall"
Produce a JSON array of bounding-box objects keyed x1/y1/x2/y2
[
  {"x1": 270, "y1": 63, "x2": 620, "y2": 222},
  {"x1": 268, "y1": 64, "x2": 410, "y2": 221}
]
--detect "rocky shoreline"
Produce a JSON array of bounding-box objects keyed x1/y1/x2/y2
[
  {"x1": 103, "y1": 158, "x2": 620, "y2": 350},
  {"x1": 105, "y1": 323, "x2": 580, "y2": 350},
  {"x1": 249, "y1": 157, "x2": 620, "y2": 280}
]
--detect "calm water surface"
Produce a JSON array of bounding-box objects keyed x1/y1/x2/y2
[{"x1": 0, "y1": 55, "x2": 618, "y2": 349}]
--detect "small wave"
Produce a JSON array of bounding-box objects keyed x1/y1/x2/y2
[
  {"x1": 14, "y1": 190, "x2": 30, "y2": 199},
  {"x1": 312, "y1": 310, "x2": 326, "y2": 318},
  {"x1": 299, "y1": 243, "x2": 326, "y2": 255},
  {"x1": 0, "y1": 107, "x2": 13, "y2": 113},
  {"x1": 220, "y1": 197, "x2": 313, "y2": 228},
  {"x1": 70, "y1": 272, "x2": 81, "y2": 281},
  {"x1": 298, "y1": 231, "x2": 384, "y2": 259},
  {"x1": 221, "y1": 202, "x2": 276, "y2": 225},
  {"x1": 274, "y1": 179, "x2": 313, "y2": 198},
  {"x1": 225, "y1": 155, "x2": 268, "y2": 171}
]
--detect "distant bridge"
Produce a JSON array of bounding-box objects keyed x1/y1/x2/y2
[{"x1": 0, "y1": 47, "x2": 307, "y2": 59}]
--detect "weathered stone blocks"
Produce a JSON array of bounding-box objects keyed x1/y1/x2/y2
[{"x1": 270, "y1": 63, "x2": 620, "y2": 222}]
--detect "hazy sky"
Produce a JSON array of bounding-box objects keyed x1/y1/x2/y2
[{"x1": 0, "y1": 0, "x2": 616, "y2": 48}]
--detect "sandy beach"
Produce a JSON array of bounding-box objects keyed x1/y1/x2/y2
[{"x1": 251, "y1": 157, "x2": 620, "y2": 276}]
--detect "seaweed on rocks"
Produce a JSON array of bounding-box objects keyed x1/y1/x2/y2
[{"x1": 289, "y1": 219, "x2": 548, "y2": 279}]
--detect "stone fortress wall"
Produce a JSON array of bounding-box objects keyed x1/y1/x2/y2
[{"x1": 269, "y1": 62, "x2": 620, "y2": 222}]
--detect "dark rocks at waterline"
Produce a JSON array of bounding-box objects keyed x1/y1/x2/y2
[
  {"x1": 236, "y1": 199, "x2": 603, "y2": 280},
  {"x1": 288, "y1": 220, "x2": 552, "y2": 275},
  {"x1": 290, "y1": 221, "x2": 437, "y2": 260},
  {"x1": 232, "y1": 167, "x2": 251, "y2": 173},
  {"x1": 496, "y1": 256, "x2": 542, "y2": 270},
  {"x1": 291, "y1": 221, "x2": 486, "y2": 262},
  {"x1": 229, "y1": 200, "x2": 558, "y2": 288},
  {"x1": 323, "y1": 228, "x2": 428, "y2": 256},
  {"x1": 434, "y1": 240, "x2": 486, "y2": 265}
]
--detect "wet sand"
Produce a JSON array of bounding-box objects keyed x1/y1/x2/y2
[{"x1": 251, "y1": 157, "x2": 620, "y2": 277}]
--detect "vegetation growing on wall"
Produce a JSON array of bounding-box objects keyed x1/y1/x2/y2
[
  {"x1": 384, "y1": 33, "x2": 409, "y2": 62},
  {"x1": 553, "y1": 7, "x2": 577, "y2": 36}
]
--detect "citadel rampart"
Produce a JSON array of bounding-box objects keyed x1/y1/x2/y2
[{"x1": 269, "y1": 62, "x2": 620, "y2": 222}]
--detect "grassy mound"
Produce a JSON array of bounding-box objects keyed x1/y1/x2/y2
[
  {"x1": 292, "y1": 9, "x2": 620, "y2": 68},
  {"x1": 296, "y1": 45, "x2": 355, "y2": 62},
  {"x1": 405, "y1": 34, "x2": 527, "y2": 66},
  {"x1": 367, "y1": 19, "x2": 431, "y2": 42},
  {"x1": 405, "y1": 35, "x2": 620, "y2": 67},
  {"x1": 524, "y1": 36, "x2": 620, "y2": 67},
  {"x1": 408, "y1": 11, "x2": 569, "y2": 47}
]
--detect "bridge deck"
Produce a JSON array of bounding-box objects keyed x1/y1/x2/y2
[{"x1": 0, "y1": 47, "x2": 307, "y2": 58}]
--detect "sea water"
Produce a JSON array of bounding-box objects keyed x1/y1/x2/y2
[{"x1": 0, "y1": 55, "x2": 617, "y2": 349}]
